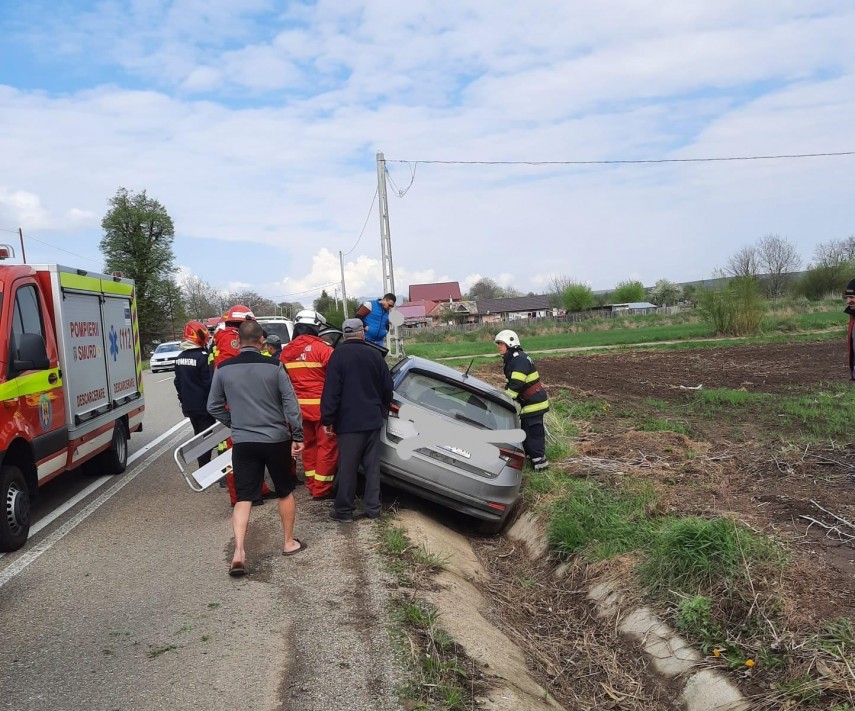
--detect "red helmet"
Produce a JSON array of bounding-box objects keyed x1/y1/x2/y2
[
  {"x1": 221, "y1": 304, "x2": 255, "y2": 324},
  {"x1": 183, "y1": 320, "x2": 208, "y2": 347}
]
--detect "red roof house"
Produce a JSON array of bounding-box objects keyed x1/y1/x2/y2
[{"x1": 408, "y1": 281, "x2": 462, "y2": 303}]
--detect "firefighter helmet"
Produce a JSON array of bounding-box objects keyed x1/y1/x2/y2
[
  {"x1": 182, "y1": 320, "x2": 209, "y2": 347},
  {"x1": 221, "y1": 304, "x2": 255, "y2": 323},
  {"x1": 294, "y1": 309, "x2": 327, "y2": 327},
  {"x1": 494, "y1": 329, "x2": 521, "y2": 348}
]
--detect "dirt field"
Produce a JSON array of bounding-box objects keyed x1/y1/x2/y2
[{"x1": 483, "y1": 338, "x2": 855, "y2": 645}]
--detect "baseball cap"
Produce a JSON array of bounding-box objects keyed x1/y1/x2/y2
[
  {"x1": 342, "y1": 318, "x2": 364, "y2": 335},
  {"x1": 265, "y1": 334, "x2": 282, "y2": 346}
]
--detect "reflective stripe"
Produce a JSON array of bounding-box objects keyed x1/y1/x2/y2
[
  {"x1": 0, "y1": 368, "x2": 63, "y2": 402},
  {"x1": 59, "y1": 272, "x2": 101, "y2": 292},
  {"x1": 521, "y1": 400, "x2": 549, "y2": 415},
  {"x1": 510, "y1": 371, "x2": 527, "y2": 382},
  {"x1": 504, "y1": 388, "x2": 518, "y2": 399},
  {"x1": 314, "y1": 473, "x2": 335, "y2": 482},
  {"x1": 525, "y1": 371, "x2": 540, "y2": 383},
  {"x1": 101, "y1": 280, "x2": 133, "y2": 296},
  {"x1": 304, "y1": 470, "x2": 316, "y2": 479},
  {"x1": 298, "y1": 398, "x2": 321, "y2": 405},
  {"x1": 284, "y1": 362, "x2": 323, "y2": 369}
]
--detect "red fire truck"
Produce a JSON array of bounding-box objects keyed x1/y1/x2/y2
[{"x1": 0, "y1": 247, "x2": 145, "y2": 551}]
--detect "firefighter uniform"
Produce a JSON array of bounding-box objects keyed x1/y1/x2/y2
[
  {"x1": 498, "y1": 335, "x2": 549, "y2": 471},
  {"x1": 280, "y1": 333, "x2": 338, "y2": 498}
]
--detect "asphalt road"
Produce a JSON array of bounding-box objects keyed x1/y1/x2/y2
[{"x1": 0, "y1": 369, "x2": 403, "y2": 711}]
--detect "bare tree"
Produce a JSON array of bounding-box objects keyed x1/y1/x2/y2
[
  {"x1": 547, "y1": 275, "x2": 575, "y2": 307},
  {"x1": 181, "y1": 275, "x2": 221, "y2": 319},
  {"x1": 725, "y1": 245, "x2": 760, "y2": 278},
  {"x1": 756, "y1": 233, "x2": 801, "y2": 299},
  {"x1": 814, "y1": 236, "x2": 855, "y2": 268}
]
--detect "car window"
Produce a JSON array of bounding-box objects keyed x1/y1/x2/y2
[
  {"x1": 260, "y1": 322, "x2": 291, "y2": 344},
  {"x1": 154, "y1": 343, "x2": 180, "y2": 353},
  {"x1": 396, "y1": 372, "x2": 516, "y2": 431}
]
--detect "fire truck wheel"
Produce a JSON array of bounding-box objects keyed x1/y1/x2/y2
[
  {"x1": 104, "y1": 422, "x2": 129, "y2": 475},
  {"x1": 1, "y1": 465, "x2": 30, "y2": 552}
]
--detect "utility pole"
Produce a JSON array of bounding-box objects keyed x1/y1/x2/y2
[
  {"x1": 339, "y1": 250, "x2": 349, "y2": 317},
  {"x1": 376, "y1": 151, "x2": 398, "y2": 355},
  {"x1": 18, "y1": 228, "x2": 27, "y2": 264}
]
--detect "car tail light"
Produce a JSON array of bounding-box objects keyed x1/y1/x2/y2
[
  {"x1": 498, "y1": 447, "x2": 525, "y2": 470},
  {"x1": 388, "y1": 402, "x2": 400, "y2": 418},
  {"x1": 487, "y1": 502, "x2": 506, "y2": 511}
]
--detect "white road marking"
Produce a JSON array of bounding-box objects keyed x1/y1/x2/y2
[
  {"x1": 156, "y1": 377, "x2": 173, "y2": 383},
  {"x1": 0, "y1": 419, "x2": 189, "y2": 564}
]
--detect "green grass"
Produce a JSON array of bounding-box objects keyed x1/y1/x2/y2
[
  {"x1": 547, "y1": 479, "x2": 662, "y2": 560},
  {"x1": 635, "y1": 416, "x2": 689, "y2": 435},
  {"x1": 640, "y1": 517, "x2": 787, "y2": 597}
]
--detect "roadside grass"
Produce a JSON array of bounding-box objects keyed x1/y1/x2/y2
[{"x1": 378, "y1": 520, "x2": 478, "y2": 710}]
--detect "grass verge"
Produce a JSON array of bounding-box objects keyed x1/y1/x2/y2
[{"x1": 378, "y1": 519, "x2": 479, "y2": 710}]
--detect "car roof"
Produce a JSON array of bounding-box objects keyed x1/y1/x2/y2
[{"x1": 400, "y1": 355, "x2": 510, "y2": 401}]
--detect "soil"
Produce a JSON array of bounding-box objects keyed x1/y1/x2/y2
[{"x1": 476, "y1": 338, "x2": 855, "y2": 700}]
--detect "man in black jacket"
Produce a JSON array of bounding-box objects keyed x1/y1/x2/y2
[
  {"x1": 174, "y1": 320, "x2": 215, "y2": 467},
  {"x1": 321, "y1": 318, "x2": 393, "y2": 522}
]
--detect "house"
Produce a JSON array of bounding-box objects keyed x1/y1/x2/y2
[
  {"x1": 408, "y1": 281, "x2": 462, "y2": 303},
  {"x1": 396, "y1": 302, "x2": 429, "y2": 328},
  {"x1": 607, "y1": 301, "x2": 658, "y2": 312},
  {"x1": 475, "y1": 295, "x2": 555, "y2": 323}
]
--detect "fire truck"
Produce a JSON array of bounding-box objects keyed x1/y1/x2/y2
[{"x1": 0, "y1": 246, "x2": 145, "y2": 551}]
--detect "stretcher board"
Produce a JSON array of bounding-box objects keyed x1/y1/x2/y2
[{"x1": 173, "y1": 421, "x2": 233, "y2": 492}]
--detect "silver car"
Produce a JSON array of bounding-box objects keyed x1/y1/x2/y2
[
  {"x1": 380, "y1": 356, "x2": 525, "y2": 533},
  {"x1": 150, "y1": 341, "x2": 182, "y2": 372}
]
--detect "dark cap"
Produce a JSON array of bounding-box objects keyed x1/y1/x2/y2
[
  {"x1": 342, "y1": 318, "x2": 364, "y2": 335},
  {"x1": 846, "y1": 278, "x2": 855, "y2": 298},
  {"x1": 265, "y1": 334, "x2": 281, "y2": 346}
]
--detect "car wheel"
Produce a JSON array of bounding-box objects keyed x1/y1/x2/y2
[
  {"x1": 0, "y1": 465, "x2": 30, "y2": 552},
  {"x1": 103, "y1": 421, "x2": 129, "y2": 475}
]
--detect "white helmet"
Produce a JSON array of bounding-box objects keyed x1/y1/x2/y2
[
  {"x1": 294, "y1": 309, "x2": 327, "y2": 327},
  {"x1": 494, "y1": 329, "x2": 520, "y2": 348}
]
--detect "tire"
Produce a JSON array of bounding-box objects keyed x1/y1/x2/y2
[
  {"x1": 103, "y1": 421, "x2": 129, "y2": 475},
  {"x1": 1, "y1": 465, "x2": 30, "y2": 552},
  {"x1": 476, "y1": 496, "x2": 523, "y2": 536}
]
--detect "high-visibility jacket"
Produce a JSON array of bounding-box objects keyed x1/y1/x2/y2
[
  {"x1": 279, "y1": 334, "x2": 334, "y2": 421},
  {"x1": 212, "y1": 326, "x2": 241, "y2": 368},
  {"x1": 501, "y1": 347, "x2": 549, "y2": 419}
]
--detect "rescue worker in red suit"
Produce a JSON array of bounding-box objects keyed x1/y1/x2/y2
[
  {"x1": 279, "y1": 310, "x2": 339, "y2": 499},
  {"x1": 213, "y1": 305, "x2": 272, "y2": 505}
]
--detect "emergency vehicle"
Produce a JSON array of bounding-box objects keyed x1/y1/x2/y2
[{"x1": 0, "y1": 246, "x2": 145, "y2": 551}]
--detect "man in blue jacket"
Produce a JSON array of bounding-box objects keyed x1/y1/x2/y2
[
  {"x1": 174, "y1": 320, "x2": 215, "y2": 467},
  {"x1": 321, "y1": 318, "x2": 393, "y2": 522},
  {"x1": 355, "y1": 293, "x2": 396, "y2": 348}
]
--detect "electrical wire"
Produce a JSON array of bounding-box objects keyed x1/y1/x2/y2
[
  {"x1": 342, "y1": 189, "x2": 377, "y2": 257},
  {"x1": 385, "y1": 151, "x2": 855, "y2": 166},
  {"x1": 267, "y1": 281, "x2": 342, "y2": 300},
  {"x1": 22, "y1": 234, "x2": 103, "y2": 265},
  {"x1": 385, "y1": 162, "x2": 417, "y2": 197}
]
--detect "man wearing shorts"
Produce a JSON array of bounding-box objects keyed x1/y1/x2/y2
[{"x1": 208, "y1": 320, "x2": 306, "y2": 576}]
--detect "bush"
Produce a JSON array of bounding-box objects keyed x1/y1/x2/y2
[
  {"x1": 697, "y1": 277, "x2": 763, "y2": 336},
  {"x1": 562, "y1": 282, "x2": 595, "y2": 313}
]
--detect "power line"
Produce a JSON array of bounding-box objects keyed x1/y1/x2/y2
[
  {"x1": 342, "y1": 189, "x2": 377, "y2": 257},
  {"x1": 385, "y1": 162, "x2": 417, "y2": 197},
  {"x1": 268, "y1": 281, "x2": 341, "y2": 300},
  {"x1": 386, "y1": 151, "x2": 855, "y2": 166},
  {"x1": 23, "y1": 234, "x2": 102, "y2": 265}
]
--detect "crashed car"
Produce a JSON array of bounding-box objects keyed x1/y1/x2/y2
[{"x1": 380, "y1": 355, "x2": 525, "y2": 533}]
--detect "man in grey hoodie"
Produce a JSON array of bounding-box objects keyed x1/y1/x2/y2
[{"x1": 208, "y1": 320, "x2": 306, "y2": 576}]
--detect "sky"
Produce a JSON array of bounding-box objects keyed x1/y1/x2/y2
[{"x1": 0, "y1": 0, "x2": 853, "y2": 306}]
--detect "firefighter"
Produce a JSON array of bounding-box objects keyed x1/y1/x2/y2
[
  {"x1": 495, "y1": 329, "x2": 550, "y2": 471},
  {"x1": 174, "y1": 320, "x2": 215, "y2": 467},
  {"x1": 279, "y1": 309, "x2": 339, "y2": 499},
  {"x1": 212, "y1": 304, "x2": 271, "y2": 505}
]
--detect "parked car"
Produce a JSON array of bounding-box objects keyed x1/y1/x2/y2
[
  {"x1": 255, "y1": 316, "x2": 295, "y2": 345},
  {"x1": 380, "y1": 355, "x2": 525, "y2": 533},
  {"x1": 149, "y1": 341, "x2": 182, "y2": 372}
]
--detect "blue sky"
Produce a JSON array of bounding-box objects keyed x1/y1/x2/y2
[{"x1": 1, "y1": 1, "x2": 853, "y2": 304}]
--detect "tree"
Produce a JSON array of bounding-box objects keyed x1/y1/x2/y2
[
  {"x1": 100, "y1": 187, "x2": 177, "y2": 349},
  {"x1": 313, "y1": 290, "x2": 357, "y2": 328},
  {"x1": 756, "y1": 234, "x2": 802, "y2": 299},
  {"x1": 698, "y1": 277, "x2": 763, "y2": 336},
  {"x1": 649, "y1": 278, "x2": 683, "y2": 306},
  {"x1": 794, "y1": 236, "x2": 855, "y2": 299},
  {"x1": 182, "y1": 275, "x2": 221, "y2": 319},
  {"x1": 547, "y1": 275, "x2": 575, "y2": 307},
  {"x1": 561, "y1": 282, "x2": 595, "y2": 313},
  {"x1": 152, "y1": 278, "x2": 187, "y2": 342},
  {"x1": 221, "y1": 290, "x2": 277, "y2": 316},
  {"x1": 467, "y1": 277, "x2": 522, "y2": 301},
  {"x1": 612, "y1": 279, "x2": 646, "y2": 303},
  {"x1": 725, "y1": 246, "x2": 760, "y2": 279}
]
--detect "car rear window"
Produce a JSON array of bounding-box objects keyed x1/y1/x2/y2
[
  {"x1": 154, "y1": 343, "x2": 180, "y2": 353},
  {"x1": 396, "y1": 372, "x2": 516, "y2": 431},
  {"x1": 261, "y1": 322, "x2": 291, "y2": 344}
]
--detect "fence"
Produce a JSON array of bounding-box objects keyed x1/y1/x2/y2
[{"x1": 404, "y1": 305, "x2": 685, "y2": 335}]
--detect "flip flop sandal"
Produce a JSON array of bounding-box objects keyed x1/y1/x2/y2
[
  {"x1": 282, "y1": 539, "x2": 308, "y2": 557},
  {"x1": 229, "y1": 561, "x2": 246, "y2": 577}
]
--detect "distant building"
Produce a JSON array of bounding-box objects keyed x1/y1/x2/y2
[
  {"x1": 408, "y1": 281, "x2": 462, "y2": 303},
  {"x1": 476, "y1": 295, "x2": 555, "y2": 323}
]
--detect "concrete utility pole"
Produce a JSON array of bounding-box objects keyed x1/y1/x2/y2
[
  {"x1": 376, "y1": 151, "x2": 399, "y2": 355},
  {"x1": 339, "y1": 250, "x2": 349, "y2": 317},
  {"x1": 18, "y1": 228, "x2": 26, "y2": 264}
]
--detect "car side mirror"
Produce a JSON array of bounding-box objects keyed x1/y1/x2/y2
[{"x1": 13, "y1": 332, "x2": 50, "y2": 371}]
